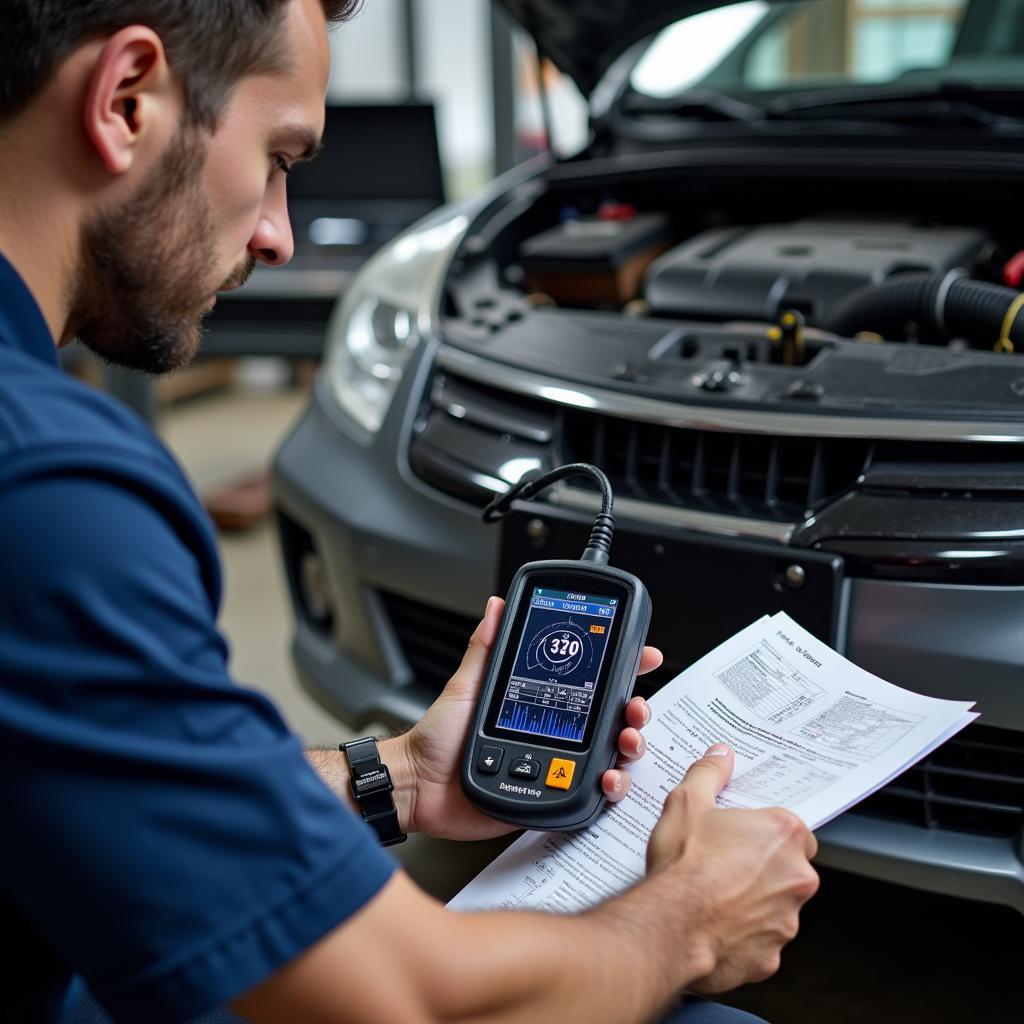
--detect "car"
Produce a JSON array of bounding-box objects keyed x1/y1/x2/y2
[{"x1": 272, "y1": 0, "x2": 1024, "y2": 913}]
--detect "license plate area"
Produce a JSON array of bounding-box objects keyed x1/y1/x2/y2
[{"x1": 499, "y1": 505, "x2": 843, "y2": 697}]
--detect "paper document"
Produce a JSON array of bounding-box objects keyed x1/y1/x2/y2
[{"x1": 449, "y1": 612, "x2": 977, "y2": 913}]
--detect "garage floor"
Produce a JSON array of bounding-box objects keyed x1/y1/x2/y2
[{"x1": 160, "y1": 380, "x2": 1022, "y2": 1024}]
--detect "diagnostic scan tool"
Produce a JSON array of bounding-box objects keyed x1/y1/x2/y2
[{"x1": 461, "y1": 464, "x2": 651, "y2": 831}]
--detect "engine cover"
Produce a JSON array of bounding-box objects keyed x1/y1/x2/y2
[{"x1": 644, "y1": 219, "x2": 989, "y2": 326}]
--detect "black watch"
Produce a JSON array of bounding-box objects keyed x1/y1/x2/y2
[{"x1": 341, "y1": 737, "x2": 407, "y2": 847}]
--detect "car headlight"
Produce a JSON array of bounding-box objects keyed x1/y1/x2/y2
[{"x1": 323, "y1": 211, "x2": 470, "y2": 434}]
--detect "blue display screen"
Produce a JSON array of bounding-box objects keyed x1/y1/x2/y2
[{"x1": 495, "y1": 587, "x2": 618, "y2": 744}]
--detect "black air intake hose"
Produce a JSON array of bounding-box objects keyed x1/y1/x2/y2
[{"x1": 826, "y1": 272, "x2": 1024, "y2": 350}]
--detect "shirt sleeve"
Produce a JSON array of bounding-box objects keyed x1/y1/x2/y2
[{"x1": 0, "y1": 461, "x2": 395, "y2": 1023}]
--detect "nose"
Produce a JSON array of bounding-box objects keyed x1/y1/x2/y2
[{"x1": 248, "y1": 187, "x2": 295, "y2": 267}]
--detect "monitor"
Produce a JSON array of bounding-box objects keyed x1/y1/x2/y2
[{"x1": 286, "y1": 102, "x2": 445, "y2": 204}]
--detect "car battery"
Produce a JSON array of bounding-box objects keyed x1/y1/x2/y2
[{"x1": 520, "y1": 209, "x2": 670, "y2": 306}]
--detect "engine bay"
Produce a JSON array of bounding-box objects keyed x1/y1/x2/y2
[{"x1": 441, "y1": 160, "x2": 1024, "y2": 421}]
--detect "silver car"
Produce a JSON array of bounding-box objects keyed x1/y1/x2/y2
[{"x1": 273, "y1": 0, "x2": 1024, "y2": 913}]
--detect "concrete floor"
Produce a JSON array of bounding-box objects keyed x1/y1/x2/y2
[{"x1": 159, "y1": 380, "x2": 1023, "y2": 1024}]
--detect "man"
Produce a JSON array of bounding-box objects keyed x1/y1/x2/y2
[{"x1": 0, "y1": 2, "x2": 819, "y2": 1021}]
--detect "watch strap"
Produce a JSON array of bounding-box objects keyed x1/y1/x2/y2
[{"x1": 341, "y1": 737, "x2": 407, "y2": 846}]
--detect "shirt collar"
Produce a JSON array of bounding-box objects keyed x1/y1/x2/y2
[{"x1": 0, "y1": 250, "x2": 58, "y2": 367}]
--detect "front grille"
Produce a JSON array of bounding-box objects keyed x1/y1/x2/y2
[
  {"x1": 381, "y1": 591, "x2": 477, "y2": 695},
  {"x1": 562, "y1": 410, "x2": 871, "y2": 521},
  {"x1": 410, "y1": 371, "x2": 871, "y2": 520},
  {"x1": 856, "y1": 722, "x2": 1024, "y2": 838}
]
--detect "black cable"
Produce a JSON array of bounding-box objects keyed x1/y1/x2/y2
[{"x1": 481, "y1": 463, "x2": 616, "y2": 565}]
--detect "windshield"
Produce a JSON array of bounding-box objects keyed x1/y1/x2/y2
[{"x1": 628, "y1": 0, "x2": 1022, "y2": 102}]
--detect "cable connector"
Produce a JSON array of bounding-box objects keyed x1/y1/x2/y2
[{"x1": 481, "y1": 463, "x2": 616, "y2": 565}]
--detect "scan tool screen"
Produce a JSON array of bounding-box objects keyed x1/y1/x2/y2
[{"x1": 494, "y1": 587, "x2": 619, "y2": 744}]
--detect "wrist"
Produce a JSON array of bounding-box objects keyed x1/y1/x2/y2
[
  {"x1": 591, "y1": 873, "x2": 715, "y2": 1002},
  {"x1": 306, "y1": 736, "x2": 419, "y2": 837},
  {"x1": 377, "y1": 735, "x2": 417, "y2": 835},
  {"x1": 344, "y1": 736, "x2": 410, "y2": 845}
]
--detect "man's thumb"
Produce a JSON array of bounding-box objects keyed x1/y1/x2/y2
[
  {"x1": 448, "y1": 596, "x2": 503, "y2": 695},
  {"x1": 679, "y1": 743, "x2": 734, "y2": 808},
  {"x1": 647, "y1": 743, "x2": 734, "y2": 874}
]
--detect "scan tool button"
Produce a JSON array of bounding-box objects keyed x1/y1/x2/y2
[
  {"x1": 545, "y1": 758, "x2": 575, "y2": 790},
  {"x1": 476, "y1": 745, "x2": 503, "y2": 775},
  {"x1": 508, "y1": 758, "x2": 541, "y2": 780}
]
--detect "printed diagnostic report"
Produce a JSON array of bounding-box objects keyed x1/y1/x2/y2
[{"x1": 450, "y1": 611, "x2": 977, "y2": 913}]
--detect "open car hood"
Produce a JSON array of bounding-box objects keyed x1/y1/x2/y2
[{"x1": 496, "y1": 0, "x2": 741, "y2": 95}]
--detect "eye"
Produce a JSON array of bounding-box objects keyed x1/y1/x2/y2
[{"x1": 273, "y1": 155, "x2": 294, "y2": 178}]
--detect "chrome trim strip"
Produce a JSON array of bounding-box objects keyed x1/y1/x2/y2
[
  {"x1": 436, "y1": 346, "x2": 1024, "y2": 443},
  {"x1": 552, "y1": 486, "x2": 796, "y2": 544}
]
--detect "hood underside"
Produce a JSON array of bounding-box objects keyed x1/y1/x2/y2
[{"x1": 496, "y1": 0, "x2": 742, "y2": 95}]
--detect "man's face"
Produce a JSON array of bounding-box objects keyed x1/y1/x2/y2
[{"x1": 70, "y1": 0, "x2": 330, "y2": 374}]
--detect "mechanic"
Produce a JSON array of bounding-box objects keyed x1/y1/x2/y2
[{"x1": 0, "y1": 2, "x2": 820, "y2": 1022}]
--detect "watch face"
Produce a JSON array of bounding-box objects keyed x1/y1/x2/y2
[{"x1": 352, "y1": 764, "x2": 392, "y2": 797}]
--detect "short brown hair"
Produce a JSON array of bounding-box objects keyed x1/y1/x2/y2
[{"x1": 0, "y1": 1, "x2": 362, "y2": 128}]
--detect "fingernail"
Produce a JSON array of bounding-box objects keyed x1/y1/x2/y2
[
  {"x1": 706, "y1": 743, "x2": 730, "y2": 757},
  {"x1": 612, "y1": 771, "x2": 623, "y2": 792}
]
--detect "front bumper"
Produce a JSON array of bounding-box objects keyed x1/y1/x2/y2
[
  {"x1": 272, "y1": 343, "x2": 497, "y2": 728},
  {"x1": 817, "y1": 816, "x2": 1024, "y2": 911},
  {"x1": 272, "y1": 348, "x2": 1024, "y2": 914}
]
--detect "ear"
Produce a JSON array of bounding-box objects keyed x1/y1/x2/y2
[{"x1": 82, "y1": 26, "x2": 177, "y2": 176}]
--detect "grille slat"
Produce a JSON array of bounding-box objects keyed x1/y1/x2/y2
[
  {"x1": 924, "y1": 764, "x2": 1024, "y2": 787},
  {"x1": 656, "y1": 428, "x2": 673, "y2": 502},
  {"x1": 868, "y1": 784, "x2": 923, "y2": 802},
  {"x1": 919, "y1": 792, "x2": 1023, "y2": 815},
  {"x1": 624, "y1": 422, "x2": 641, "y2": 495},
  {"x1": 764, "y1": 439, "x2": 780, "y2": 509},
  {"x1": 692, "y1": 431, "x2": 707, "y2": 498},
  {"x1": 858, "y1": 723, "x2": 1024, "y2": 837}
]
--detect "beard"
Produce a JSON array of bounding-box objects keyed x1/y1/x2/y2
[{"x1": 69, "y1": 127, "x2": 254, "y2": 375}]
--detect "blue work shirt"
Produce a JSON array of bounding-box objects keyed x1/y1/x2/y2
[{"x1": 0, "y1": 252, "x2": 395, "y2": 1022}]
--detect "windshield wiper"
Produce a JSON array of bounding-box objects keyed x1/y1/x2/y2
[
  {"x1": 766, "y1": 82, "x2": 1024, "y2": 129},
  {"x1": 623, "y1": 88, "x2": 765, "y2": 126}
]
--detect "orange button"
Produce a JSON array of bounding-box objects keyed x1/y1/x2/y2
[{"x1": 545, "y1": 758, "x2": 575, "y2": 790}]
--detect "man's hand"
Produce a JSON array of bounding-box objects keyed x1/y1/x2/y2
[
  {"x1": 396, "y1": 595, "x2": 663, "y2": 840},
  {"x1": 639, "y1": 744, "x2": 820, "y2": 993}
]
